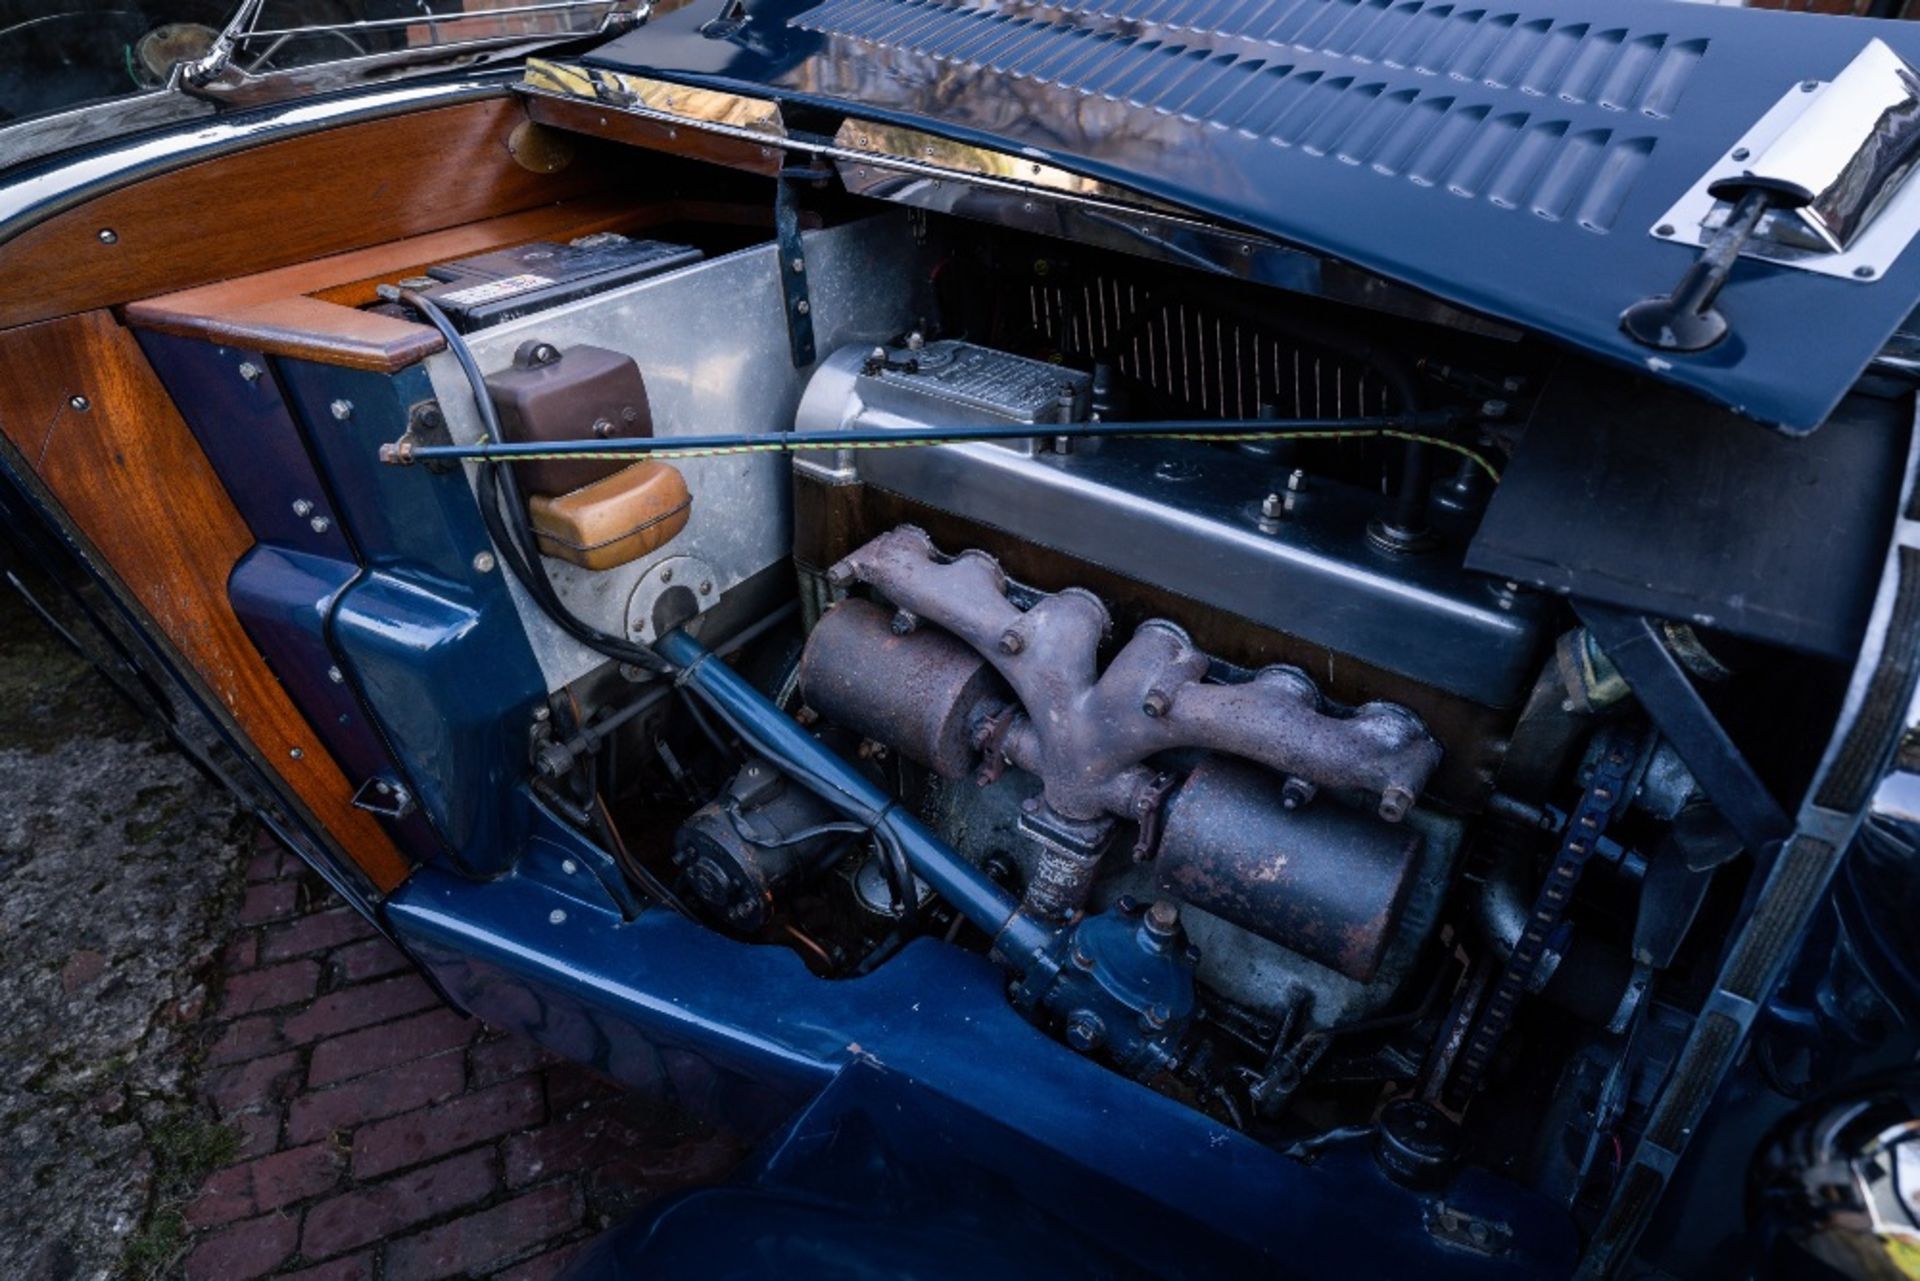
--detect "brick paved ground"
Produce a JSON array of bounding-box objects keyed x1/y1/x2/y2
[{"x1": 177, "y1": 836, "x2": 746, "y2": 1281}]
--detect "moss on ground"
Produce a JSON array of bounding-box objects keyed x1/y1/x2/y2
[{"x1": 121, "y1": 1114, "x2": 242, "y2": 1280}]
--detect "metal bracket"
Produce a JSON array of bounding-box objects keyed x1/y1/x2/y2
[
  {"x1": 395, "y1": 399, "x2": 457, "y2": 474},
  {"x1": 1424, "y1": 1203, "x2": 1514, "y2": 1258},
  {"x1": 625, "y1": 554, "x2": 721, "y2": 643},
  {"x1": 1647, "y1": 39, "x2": 1920, "y2": 283},
  {"x1": 351, "y1": 775, "x2": 416, "y2": 820},
  {"x1": 1575, "y1": 605, "x2": 1794, "y2": 855},
  {"x1": 774, "y1": 171, "x2": 817, "y2": 367}
]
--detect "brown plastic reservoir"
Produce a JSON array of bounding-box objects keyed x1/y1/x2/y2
[
  {"x1": 484, "y1": 341, "x2": 653, "y2": 498},
  {"x1": 529, "y1": 462, "x2": 692, "y2": 571}
]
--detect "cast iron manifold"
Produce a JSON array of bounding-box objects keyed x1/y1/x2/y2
[{"x1": 800, "y1": 526, "x2": 1443, "y2": 944}]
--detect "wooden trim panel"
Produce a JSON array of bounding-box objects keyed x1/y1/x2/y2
[
  {"x1": 0, "y1": 97, "x2": 605, "y2": 332},
  {"x1": 123, "y1": 196, "x2": 781, "y2": 372},
  {"x1": 123, "y1": 196, "x2": 648, "y2": 372},
  {"x1": 0, "y1": 310, "x2": 413, "y2": 892}
]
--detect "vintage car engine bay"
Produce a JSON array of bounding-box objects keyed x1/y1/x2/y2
[
  {"x1": 11, "y1": 14, "x2": 1920, "y2": 1273},
  {"x1": 372, "y1": 189, "x2": 1907, "y2": 1252}
]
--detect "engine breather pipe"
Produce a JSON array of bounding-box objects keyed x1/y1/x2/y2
[{"x1": 654, "y1": 627, "x2": 1058, "y2": 972}]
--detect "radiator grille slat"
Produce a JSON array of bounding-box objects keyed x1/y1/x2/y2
[{"x1": 1021, "y1": 274, "x2": 1383, "y2": 419}]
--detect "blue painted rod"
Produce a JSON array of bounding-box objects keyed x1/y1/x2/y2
[{"x1": 657, "y1": 627, "x2": 1056, "y2": 971}]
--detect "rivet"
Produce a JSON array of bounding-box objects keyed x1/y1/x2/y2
[
  {"x1": 97, "y1": 228, "x2": 118, "y2": 244},
  {"x1": 329, "y1": 399, "x2": 353, "y2": 421},
  {"x1": 1731, "y1": 147, "x2": 1750, "y2": 162},
  {"x1": 309, "y1": 516, "x2": 331, "y2": 533},
  {"x1": 1855, "y1": 265, "x2": 1878, "y2": 279},
  {"x1": 561, "y1": 859, "x2": 578, "y2": 875},
  {"x1": 68, "y1": 395, "x2": 89, "y2": 411},
  {"x1": 327, "y1": 666, "x2": 344, "y2": 684},
  {"x1": 796, "y1": 299, "x2": 810, "y2": 314},
  {"x1": 699, "y1": 580, "x2": 714, "y2": 596},
  {"x1": 791, "y1": 257, "x2": 805, "y2": 273},
  {"x1": 473, "y1": 551, "x2": 497, "y2": 573},
  {"x1": 289, "y1": 747, "x2": 304, "y2": 760},
  {"x1": 1655, "y1": 224, "x2": 1676, "y2": 237},
  {"x1": 660, "y1": 567, "x2": 674, "y2": 583},
  {"x1": 1801, "y1": 79, "x2": 1820, "y2": 92},
  {"x1": 292, "y1": 499, "x2": 314, "y2": 517},
  {"x1": 238, "y1": 362, "x2": 261, "y2": 383},
  {"x1": 549, "y1": 909, "x2": 568, "y2": 924}
]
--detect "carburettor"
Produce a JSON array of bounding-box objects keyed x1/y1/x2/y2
[{"x1": 798, "y1": 525, "x2": 1443, "y2": 985}]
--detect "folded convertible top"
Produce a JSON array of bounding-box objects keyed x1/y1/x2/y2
[{"x1": 584, "y1": 0, "x2": 1920, "y2": 432}]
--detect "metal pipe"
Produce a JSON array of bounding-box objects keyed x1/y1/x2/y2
[
  {"x1": 656, "y1": 628, "x2": 1056, "y2": 971},
  {"x1": 381, "y1": 411, "x2": 1476, "y2": 466}
]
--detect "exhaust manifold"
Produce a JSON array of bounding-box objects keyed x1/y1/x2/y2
[{"x1": 800, "y1": 528, "x2": 1443, "y2": 931}]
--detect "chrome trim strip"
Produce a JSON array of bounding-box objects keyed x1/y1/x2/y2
[
  {"x1": 516, "y1": 62, "x2": 1518, "y2": 336},
  {"x1": 523, "y1": 60, "x2": 786, "y2": 135},
  {"x1": 0, "y1": 92, "x2": 218, "y2": 178}
]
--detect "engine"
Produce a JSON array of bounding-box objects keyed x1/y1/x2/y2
[
  {"x1": 668, "y1": 323, "x2": 1589, "y2": 1127},
  {"x1": 408, "y1": 209, "x2": 1886, "y2": 1201}
]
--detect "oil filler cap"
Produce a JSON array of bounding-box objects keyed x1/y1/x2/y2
[{"x1": 1373, "y1": 1099, "x2": 1461, "y2": 1190}]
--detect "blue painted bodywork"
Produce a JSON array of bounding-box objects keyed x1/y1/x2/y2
[
  {"x1": 270, "y1": 358, "x2": 550, "y2": 875},
  {"x1": 227, "y1": 545, "x2": 446, "y2": 856},
  {"x1": 566, "y1": 1055, "x2": 1567, "y2": 1280},
  {"x1": 136, "y1": 331, "x2": 450, "y2": 861},
  {"x1": 388, "y1": 864, "x2": 1577, "y2": 1279},
  {"x1": 135, "y1": 328, "x2": 550, "y2": 876},
  {"x1": 585, "y1": 0, "x2": 1920, "y2": 433}
]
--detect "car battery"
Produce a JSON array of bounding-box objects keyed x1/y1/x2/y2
[{"x1": 416, "y1": 234, "x2": 702, "y2": 332}]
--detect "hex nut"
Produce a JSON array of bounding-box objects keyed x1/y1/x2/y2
[{"x1": 1064, "y1": 1011, "x2": 1105, "y2": 1053}]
